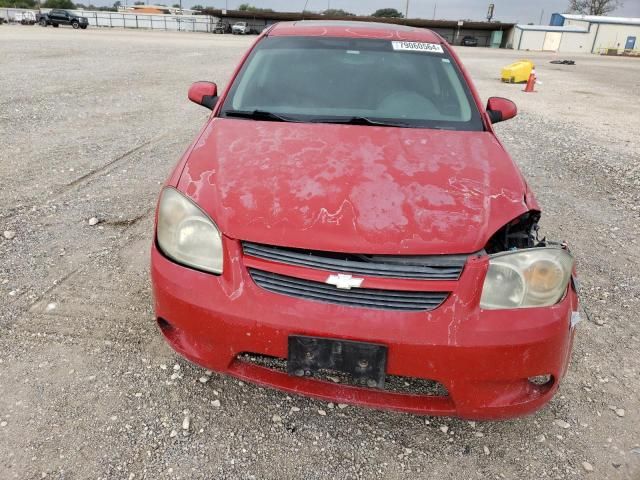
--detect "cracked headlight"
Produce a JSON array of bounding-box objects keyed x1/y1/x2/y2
[
  {"x1": 156, "y1": 187, "x2": 223, "y2": 274},
  {"x1": 480, "y1": 248, "x2": 573, "y2": 309}
]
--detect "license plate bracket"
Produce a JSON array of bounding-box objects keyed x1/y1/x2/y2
[{"x1": 287, "y1": 335, "x2": 387, "y2": 388}]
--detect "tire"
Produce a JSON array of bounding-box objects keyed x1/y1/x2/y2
[
  {"x1": 52, "y1": 23, "x2": 59, "y2": 27},
  {"x1": 71, "y1": 21, "x2": 79, "y2": 29},
  {"x1": 80, "y1": 25, "x2": 87, "y2": 29},
  {"x1": 40, "y1": 18, "x2": 47, "y2": 26}
]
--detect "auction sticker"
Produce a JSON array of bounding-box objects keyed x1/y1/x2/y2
[{"x1": 391, "y1": 41, "x2": 444, "y2": 53}]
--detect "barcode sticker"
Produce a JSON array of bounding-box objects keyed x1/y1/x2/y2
[{"x1": 391, "y1": 41, "x2": 444, "y2": 53}]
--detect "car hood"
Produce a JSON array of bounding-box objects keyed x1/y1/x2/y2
[{"x1": 177, "y1": 118, "x2": 530, "y2": 254}]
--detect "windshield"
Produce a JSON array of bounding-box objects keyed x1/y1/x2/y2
[{"x1": 220, "y1": 36, "x2": 483, "y2": 130}]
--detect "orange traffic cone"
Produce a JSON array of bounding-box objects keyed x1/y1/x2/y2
[{"x1": 523, "y1": 69, "x2": 536, "y2": 92}]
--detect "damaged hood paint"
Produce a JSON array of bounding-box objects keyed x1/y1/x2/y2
[{"x1": 177, "y1": 118, "x2": 530, "y2": 254}]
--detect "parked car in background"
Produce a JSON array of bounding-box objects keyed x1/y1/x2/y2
[
  {"x1": 37, "y1": 10, "x2": 88, "y2": 29},
  {"x1": 231, "y1": 21, "x2": 250, "y2": 34},
  {"x1": 461, "y1": 35, "x2": 479, "y2": 46},
  {"x1": 152, "y1": 21, "x2": 579, "y2": 420},
  {"x1": 213, "y1": 20, "x2": 230, "y2": 34}
]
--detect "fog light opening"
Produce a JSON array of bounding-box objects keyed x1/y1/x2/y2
[
  {"x1": 157, "y1": 317, "x2": 174, "y2": 333},
  {"x1": 528, "y1": 374, "x2": 553, "y2": 386}
]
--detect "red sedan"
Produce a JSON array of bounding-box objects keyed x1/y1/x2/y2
[{"x1": 151, "y1": 21, "x2": 579, "y2": 420}]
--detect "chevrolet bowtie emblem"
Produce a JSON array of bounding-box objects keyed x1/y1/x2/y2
[{"x1": 326, "y1": 274, "x2": 364, "y2": 290}]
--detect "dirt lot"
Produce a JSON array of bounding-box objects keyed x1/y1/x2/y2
[{"x1": 1, "y1": 26, "x2": 639, "y2": 479}]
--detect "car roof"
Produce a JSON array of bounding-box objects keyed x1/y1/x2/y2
[{"x1": 268, "y1": 20, "x2": 444, "y2": 43}]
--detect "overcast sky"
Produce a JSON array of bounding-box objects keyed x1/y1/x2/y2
[{"x1": 158, "y1": 0, "x2": 640, "y2": 23}]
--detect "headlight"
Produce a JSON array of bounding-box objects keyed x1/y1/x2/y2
[
  {"x1": 480, "y1": 247, "x2": 573, "y2": 309},
  {"x1": 156, "y1": 187, "x2": 223, "y2": 274}
]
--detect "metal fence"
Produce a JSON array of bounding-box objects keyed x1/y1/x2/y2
[{"x1": 1, "y1": 8, "x2": 220, "y2": 33}]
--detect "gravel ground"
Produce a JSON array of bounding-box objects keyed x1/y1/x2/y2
[{"x1": 1, "y1": 26, "x2": 639, "y2": 479}]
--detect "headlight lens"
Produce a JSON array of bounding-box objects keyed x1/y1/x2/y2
[
  {"x1": 480, "y1": 248, "x2": 573, "y2": 309},
  {"x1": 156, "y1": 187, "x2": 223, "y2": 274}
]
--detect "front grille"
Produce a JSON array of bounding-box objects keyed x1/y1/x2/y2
[
  {"x1": 242, "y1": 241, "x2": 466, "y2": 280},
  {"x1": 248, "y1": 268, "x2": 448, "y2": 311}
]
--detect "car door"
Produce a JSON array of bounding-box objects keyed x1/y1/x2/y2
[
  {"x1": 54, "y1": 10, "x2": 69, "y2": 24},
  {"x1": 52, "y1": 10, "x2": 65, "y2": 23}
]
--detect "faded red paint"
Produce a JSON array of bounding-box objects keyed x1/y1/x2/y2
[
  {"x1": 177, "y1": 120, "x2": 529, "y2": 254},
  {"x1": 152, "y1": 21, "x2": 577, "y2": 419}
]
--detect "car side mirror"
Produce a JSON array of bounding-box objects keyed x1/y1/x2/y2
[
  {"x1": 188, "y1": 81, "x2": 218, "y2": 110},
  {"x1": 486, "y1": 97, "x2": 517, "y2": 124}
]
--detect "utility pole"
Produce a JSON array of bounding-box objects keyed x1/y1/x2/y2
[
  {"x1": 433, "y1": 2, "x2": 437, "y2": 19},
  {"x1": 539, "y1": 8, "x2": 544, "y2": 24},
  {"x1": 405, "y1": 0, "x2": 409, "y2": 18}
]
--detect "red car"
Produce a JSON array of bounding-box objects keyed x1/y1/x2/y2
[{"x1": 151, "y1": 21, "x2": 579, "y2": 420}]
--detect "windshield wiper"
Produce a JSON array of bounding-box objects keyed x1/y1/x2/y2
[
  {"x1": 223, "y1": 109, "x2": 297, "y2": 123},
  {"x1": 224, "y1": 111, "x2": 417, "y2": 128},
  {"x1": 310, "y1": 116, "x2": 413, "y2": 128}
]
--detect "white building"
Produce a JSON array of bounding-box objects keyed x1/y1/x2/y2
[{"x1": 507, "y1": 14, "x2": 640, "y2": 54}]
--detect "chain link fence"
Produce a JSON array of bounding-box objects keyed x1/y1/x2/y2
[{"x1": 1, "y1": 8, "x2": 220, "y2": 32}]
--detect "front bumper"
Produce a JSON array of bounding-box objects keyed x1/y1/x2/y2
[{"x1": 151, "y1": 238, "x2": 578, "y2": 420}]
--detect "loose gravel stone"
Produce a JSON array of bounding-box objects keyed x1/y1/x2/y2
[
  {"x1": 582, "y1": 462, "x2": 594, "y2": 472},
  {"x1": 554, "y1": 419, "x2": 571, "y2": 429},
  {"x1": 88, "y1": 217, "x2": 99, "y2": 226},
  {"x1": 3, "y1": 230, "x2": 16, "y2": 240}
]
